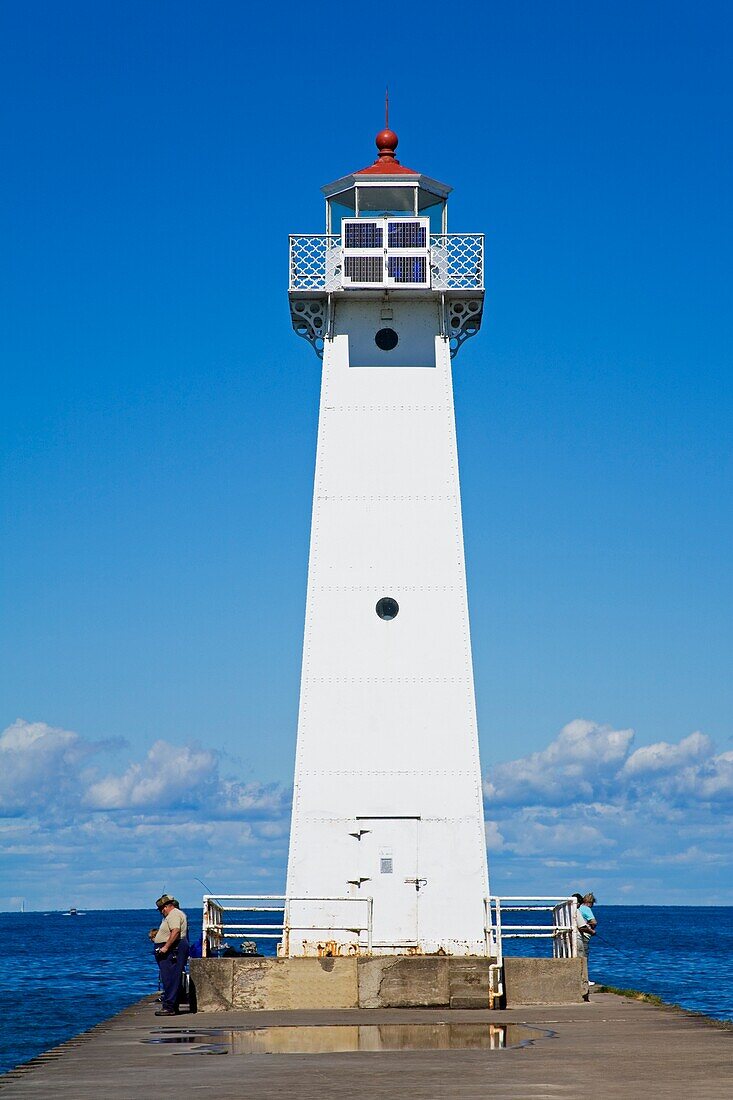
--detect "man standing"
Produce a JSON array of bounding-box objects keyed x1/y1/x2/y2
[
  {"x1": 572, "y1": 891, "x2": 595, "y2": 958},
  {"x1": 579, "y1": 893, "x2": 597, "y2": 944},
  {"x1": 153, "y1": 893, "x2": 189, "y2": 1016},
  {"x1": 572, "y1": 891, "x2": 597, "y2": 1001}
]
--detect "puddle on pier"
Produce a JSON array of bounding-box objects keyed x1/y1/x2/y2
[{"x1": 144, "y1": 1022, "x2": 552, "y2": 1056}]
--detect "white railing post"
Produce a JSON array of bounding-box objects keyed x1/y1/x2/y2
[
  {"x1": 366, "y1": 897, "x2": 373, "y2": 956},
  {"x1": 565, "y1": 899, "x2": 573, "y2": 957},
  {"x1": 283, "y1": 896, "x2": 290, "y2": 957},
  {"x1": 552, "y1": 900, "x2": 562, "y2": 957},
  {"x1": 483, "y1": 896, "x2": 489, "y2": 957},
  {"x1": 495, "y1": 897, "x2": 504, "y2": 966}
]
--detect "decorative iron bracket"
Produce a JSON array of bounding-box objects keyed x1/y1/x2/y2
[
  {"x1": 291, "y1": 297, "x2": 328, "y2": 358},
  {"x1": 443, "y1": 296, "x2": 484, "y2": 358}
]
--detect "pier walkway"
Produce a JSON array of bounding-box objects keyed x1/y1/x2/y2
[{"x1": 1, "y1": 992, "x2": 731, "y2": 1098}]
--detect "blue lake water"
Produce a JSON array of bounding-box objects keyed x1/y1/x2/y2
[
  {"x1": 0, "y1": 906, "x2": 731, "y2": 1074},
  {"x1": 504, "y1": 905, "x2": 733, "y2": 1021}
]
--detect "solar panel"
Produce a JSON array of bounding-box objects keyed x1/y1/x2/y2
[
  {"x1": 345, "y1": 256, "x2": 384, "y2": 283},
  {"x1": 344, "y1": 222, "x2": 383, "y2": 249},
  {"x1": 387, "y1": 256, "x2": 427, "y2": 284},
  {"x1": 341, "y1": 217, "x2": 430, "y2": 287},
  {"x1": 387, "y1": 221, "x2": 426, "y2": 249}
]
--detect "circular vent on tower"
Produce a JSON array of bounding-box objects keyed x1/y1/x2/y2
[
  {"x1": 375, "y1": 328, "x2": 399, "y2": 351},
  {"x1": 376, "y1": 597, "x2": 399, "y2": 621}
]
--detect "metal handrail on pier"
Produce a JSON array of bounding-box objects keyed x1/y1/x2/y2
[
  {"x1": 202, "y1": 894, "x2": 374, "y2": 958},
  {"x1": 485, "y1": 895, "x2": 578, "y2": 966}
]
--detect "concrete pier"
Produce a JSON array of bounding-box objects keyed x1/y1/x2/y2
[
  {"x1": 1, "y1": 992, "x2": 731, "y2": 1098},
  {"x1": 189, "y1": 955, "x2": 586, "y2": 1010}
]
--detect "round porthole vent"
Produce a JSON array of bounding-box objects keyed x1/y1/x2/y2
[
  {"x1": 375, "y1": 328, "x2": 399, "y2": 351},
  {"x1": 376, "y1": 597, "x2": 399, "y2": 620}
]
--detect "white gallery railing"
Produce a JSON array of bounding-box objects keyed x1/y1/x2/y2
[{"x1": 289, "y1": 233, "x2": 484, "y2": 292}]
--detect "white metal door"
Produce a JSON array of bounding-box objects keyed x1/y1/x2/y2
[{"x1": 358, "y1": 816, "x2": 420, "y2": 948}]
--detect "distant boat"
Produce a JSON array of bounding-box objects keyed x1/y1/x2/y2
[{"x1": 64, "y1": 907, "x2": 84, "y2": 916}]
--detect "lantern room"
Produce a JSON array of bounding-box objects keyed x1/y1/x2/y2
[{"x1": 323, "y1": 127, "x2": 450, "y2": 235}]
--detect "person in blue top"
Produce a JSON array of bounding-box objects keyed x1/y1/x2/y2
[
  {"x1": 579, "y1": 893, "x2": 597, "y2": 938},
  {"x1": 572, "y1": 891, "x2": 597, "y2": 1000},
  {"x1": 572, "y1": 892, "x2": 595, "y2": 943},
  {"x1": 578, "y1": 893, "x2": 597, "y2": 970}
]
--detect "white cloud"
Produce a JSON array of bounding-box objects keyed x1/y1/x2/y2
[
  {"x1": 0, "y1": 720, "x2": 291, "y2": 823},
  {"x1": 482, "y1": 719, "x2": 733, "y2": 903},
  {"x1": 0, "y1": 719, "x2": 292, "y2": 910},
  {"x1": 85, "y1": 741, "x2": 219, "y2": 811},
  {"x1": 484, "y1": 719, "x2": 634, "y2": 807},
  {"x1": 680, "y1": 751, "x2": 733, "y2": 803},
  {"x1": 485, "y1": 720, "x2": 733, "y2": 812},
  {"x1": 620, "y1": 731, "x2": 712, "y2": 777},
  {"x1": 0, "y1": 719, "x2": 106, "y2": 818},
  {"x1": 484, "y1": 820, "x2": 505, "y2": 851}
]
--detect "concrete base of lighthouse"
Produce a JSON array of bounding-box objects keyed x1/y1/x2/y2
[{"x1": 189, "y1": 955, "x2": 586, "y2": 1012}]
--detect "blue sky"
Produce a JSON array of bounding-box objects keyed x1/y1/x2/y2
[{"x1": 1, "y1": 1, "x2": 732, "y2": 909}]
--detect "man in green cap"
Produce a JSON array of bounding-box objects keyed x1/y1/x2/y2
[{"x1": 153, "y1": 894, "x2": 189, "y2": 1016}]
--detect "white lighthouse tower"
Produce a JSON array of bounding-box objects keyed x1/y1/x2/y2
[{"x1": 285, "y1": 123, "x2": 488, "y2": 956}]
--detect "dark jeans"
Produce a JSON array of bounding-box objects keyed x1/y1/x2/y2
[{"x1": 155, "y1": 937, "x2": 190, "y2": 1012}]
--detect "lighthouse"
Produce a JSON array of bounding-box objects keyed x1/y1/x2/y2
[{"x1": 285, "y1": 123, "x2": 488, "y2": 956}]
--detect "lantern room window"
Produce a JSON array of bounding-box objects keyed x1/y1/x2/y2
[
  {"x1": 327, "y1": 196, "x2": 356, "y2": 235},
  {"x1": 418, "y1": 189, "x2": 446, "y2": 234},
  {"x1": 357, "y1": 185, "x2": 417, "y2": 215},
  {"x1": 327, "y1": 185, "x2": 447, "y2": 235}
]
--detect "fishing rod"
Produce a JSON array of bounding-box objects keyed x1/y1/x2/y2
[
  {"x1": 593, "y1": 931, "x2": 640, "y2": 958},
  {"x1": 194, "y1": 876, "x2": 216, "y2": 896}
]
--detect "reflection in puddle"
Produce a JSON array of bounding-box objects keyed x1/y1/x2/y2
[
  {"x1": 144, "y1": 1023, "x2": 551, "y2": 1055},
  {"x1": 146, "y1": 1036, "x2": 199, "y2": 1044}
]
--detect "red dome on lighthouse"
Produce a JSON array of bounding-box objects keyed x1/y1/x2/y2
[
  {"x1": 355, "y1": 125, "x2": 420, "y2": 176},
  {"x1": 375, "y1": 128, "x2": 398, "y2": 158}
]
